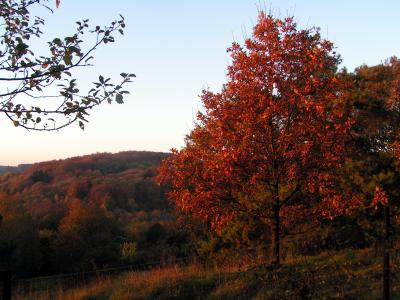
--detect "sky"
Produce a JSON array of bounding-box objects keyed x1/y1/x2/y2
[{"x1": 1, "y1": 0, "x2": 400, "y2": 165}]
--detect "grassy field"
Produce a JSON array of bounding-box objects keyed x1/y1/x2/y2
[{"x1": 14, "y1": 248, "x2": 400, "y2": 300}]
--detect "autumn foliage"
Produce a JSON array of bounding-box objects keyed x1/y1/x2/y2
[
  {"x1": 0, "y1": 7, "x2": 399, "y2": 297},
  {"x1": 0, "y1": 151, "x2": 179, "y2": 277},
  {"x1": 157, "y1": 13, "x2": 353, "y2": 263}
]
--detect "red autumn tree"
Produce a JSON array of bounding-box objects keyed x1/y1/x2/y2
[{"x1": 157, "y1": 13, "x2": 352, "y2": 264}]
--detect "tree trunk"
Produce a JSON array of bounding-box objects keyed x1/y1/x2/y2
[
  {"x1": 383, "y1": 205, "x2": 390, "y2": 300},
  {"x1": 0, "y1": 270, "x2": 11, "y2": 300},
  {"x1": 272, "y1": 204, "x2": 280, "y2": 265}
]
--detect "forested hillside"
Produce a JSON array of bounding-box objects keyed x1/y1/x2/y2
[{"x1": 0, "y1": 151, "x2": 196, "y2": 278}]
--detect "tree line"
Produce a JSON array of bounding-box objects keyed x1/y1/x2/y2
[{"x1": 0, "y1": 151, "x2": 198, "y2": 278}]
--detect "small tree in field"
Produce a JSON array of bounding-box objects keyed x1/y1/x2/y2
[
  {"x1": 157, "y1": 13, "x2": 352, "y2": 264},
  {"x1": 0, "y1": 0, "x2": 134, "y2": 131}
]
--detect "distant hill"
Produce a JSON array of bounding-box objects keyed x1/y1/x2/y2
[
  {"x1": 0, "y1": 164, "x2": 31, "y2": 174},
  {"x1": 0, "y1": 150, "x2": 184, "y2": 277},
  {"x1": 0, "y1": 151, "x2": 171, "y2": 217}
]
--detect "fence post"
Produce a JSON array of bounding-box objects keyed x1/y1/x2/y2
[
  {"x1": 383, "y1": 205, "x2": 391, "y2": 300},
  {"x1": 0, "y1": 270, "x2": 11, "y2": 300}
]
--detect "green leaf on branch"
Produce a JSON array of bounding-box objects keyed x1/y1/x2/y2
[
  {"x1": 79, "y1": 121, "x2": 85, "y2": 130},
  {"x1": 63, "y1": 51, "x2": 72, "y2": 65},
  {"x1": 116, "y1": 94, "x2": 124, "y2": 104}
]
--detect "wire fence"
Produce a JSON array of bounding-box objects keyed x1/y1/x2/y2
[
  {"x1": 6, "y1": 245, "x2": 399, "y2": 299},
  {"x1": 12, "y1": 256, "x2": 193, "y2": 297}
]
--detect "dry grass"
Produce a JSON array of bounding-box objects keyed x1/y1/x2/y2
[
  {"x1": 14, "y1": 277, "x2": 113, "y2": 300},
  {"x1": 13, "y1": 248, "x2": 400, "y2": 299},
  {"x1": 56, "y1": 277, "x2": 113, "y2": 300},
  {"x1": 16, "y1": 263, "x2": 239, "y2": 300}
]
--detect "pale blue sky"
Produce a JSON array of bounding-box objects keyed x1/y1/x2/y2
[{"x1": 1, "y1": 0, "x2": 399, "y2": 165}]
